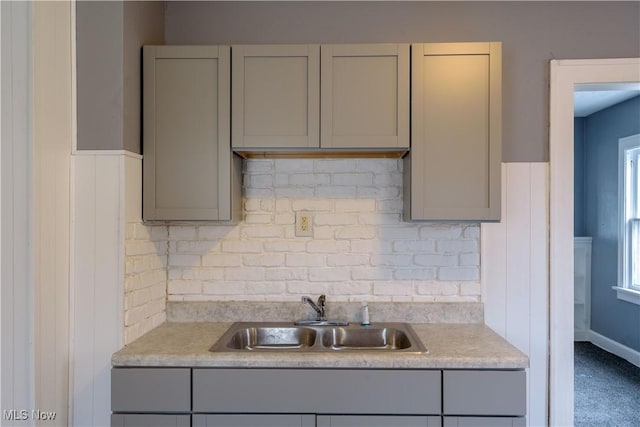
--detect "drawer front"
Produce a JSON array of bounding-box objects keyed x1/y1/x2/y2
[
  {"x1": 193, "y1": 369, "x2": 441, "y2": 415},
  {"x1": 111, "y1": 414, "x2": 190, "y2": 427},
  {"x1": 317, "y1": 415, "x2": 442, "y2": 427},
  {"x1": 443, "y1": 416, "x2": 525, "y2": 427},
  {"x1": 443, "y1": 370, "x2": 526, "y2": 416},
  {"x1": 111, "y1": 368, "x2": 191, "y2": 413},
  {"x1": 193, "y1": 414, "x2": 316, "y2": 427}
]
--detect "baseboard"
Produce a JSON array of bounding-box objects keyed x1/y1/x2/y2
[
  {"x1": 588, "y1": 329, "x2": 640, "y2": 368},
  {"x1": 574, "y1": 331, "x2": 589, "y2": 342}
]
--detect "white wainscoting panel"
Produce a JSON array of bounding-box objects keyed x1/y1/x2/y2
[
  {"x1": 482, "y1": 162, "x2": 549, "y2": 427},
  {"x1": 71, "y1": 152, "x2": 126, "y2": 427}
]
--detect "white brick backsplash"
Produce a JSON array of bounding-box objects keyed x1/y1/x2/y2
[
  {"x1": 198, "y1": 225, "x2": 239, "y2": 240},
  {"x1": 241, "y1": 225, "x2": 284, "y2": 239},
  {"x1": 335, "y1": 226, "x2": 376, "y2": 240},
  {"x1": 245, "y1": 159, "x2": 273, "y2": 173},
  {"x1": 393, "y1": 240, "x2": 437, "y2": 253},
  {"x1": 124, "y1": 159, "x2": 485, "y2": 304},
  {"x1": 308, "y1": 268, "x2": 351, "y2": 282},
  {"x1": 221, "y1": 240, "x2": 262, "y2": 253},
  {"x1": 335, "y1": 199, "x2": 376, "y2": 213},
  {"x1": 437, "y1": 239, "x2": 478, "y2": 254},
  {"x1": 169, "y1": 253, "x2": 201, "y2": 267},
  {"x1": 225, "y1": 267, "x2": 265, "y2": 281},
  {"x1": 306, "y1": 240, "x2": 350, "y2": 254},
  {"x1": 326, "y1": 254, "x2": 369, "y2": 267},
  {"x1": 315, "y1": 159, "x2": 356, "y2": 173},
  {"x1": 393, "y1": 268, "x2": 437, "y2": 281},
  {"x1": 265, "y1": 268, "x2": 308, "y2": 281},
  {"x1": 414, "y1": 254, "x2": 458, "y2": 267},
  {"x1": 351, "y1": 268, "x2": 393, "y2": 281},
  {"x1": 169, "y1": 226, "x2": 197, "y2": 241},
  {"x1": 460, "y1": 253, "x2": 481, "y2": 266},
  {"x1": 202, "y1": 253, "x2": 242, "y2": 267},
  {"x1": 286, "y1": 253, "x2": 326, "y2": 267},
  {"x1": 314, "y1": 213, "x2": 357, "y2": 226},
  {"x1": 438, "y1": 267, "x2": 480, "y2": 281},
  {"x1": 242, "y1": 254, "x2": 285, "y2": 267},
  {"x1": 373, "y1": 282, "x2": 413, "y2": 296}
]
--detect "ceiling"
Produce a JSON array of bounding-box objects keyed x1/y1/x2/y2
[{"x1": 574, "y1": 83, "x2": 640, "y2": 117}]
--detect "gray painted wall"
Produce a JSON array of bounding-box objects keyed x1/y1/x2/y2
[
  {"x1": 582, "y1": 96, "x2": 640, "y2": 352},
  {"x1": 77, "y1": 1, "x2": 164, "y2": 153},
  {"x1": 574, "y1": 118, "x2": 586, "y2": 236},
  {"x1": 164, "y1": 1, "x2": 640, "y2": 162}
]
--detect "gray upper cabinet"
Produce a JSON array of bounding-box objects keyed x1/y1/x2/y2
[
  {"x1": 231, "y1": 43, "x2": 409, "y2": 152},
  {"x1": 232, "y1": 44, "x2": 320, "y2": 149},
  {"x1": 321, "y1": 44, "x2": 409, "y2": 149},
  {"x1": 406, "y1": 42, "x2": 502, "y2": 221},
  {"x1": 143, "y1": 45, "x2": 241, "y2": 221}
]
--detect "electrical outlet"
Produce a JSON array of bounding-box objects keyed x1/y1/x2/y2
[{"x1": 295, "y1": 211, "x2": 313, "y2": 237}]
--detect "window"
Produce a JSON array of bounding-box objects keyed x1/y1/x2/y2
[{"x1": 615, "y1": 133, "x2": 640, "y2": 304}]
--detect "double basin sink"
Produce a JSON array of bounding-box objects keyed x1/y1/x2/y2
[{"x1": 210, "y1": 322, "x2": 427, "y2": 353}]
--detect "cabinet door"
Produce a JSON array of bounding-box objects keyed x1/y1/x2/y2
[
  {"x1": 111, "y1": 414, "x2": 190, "y2": 427},
  {"x1": 193, "y1": 414, "x2": 315, "y2": 427},
  {"x1": 443, "y1": 370, "x2": 526, "y2": 416},
  {"x1": 317, "y1": 415, "x2": 441, "y2": 427},
  {"x1": 143, "y1": 45, "x2": 238, "y2": 221},
  {"x1": 443, "y1": 417, "x2": 525, "y2": 427},
  {"x1": 232, "y1": 44, "x2": 320, "y2": 149},
  {"x1": 408, "y1": 42, "x2": 501, "y2": 221},
  {"x1": 111, "y1": 368, "x2": 191, "y2": 413},
  {"x1": 321, "y1": 44, "x2": 409, "y2": 149}
]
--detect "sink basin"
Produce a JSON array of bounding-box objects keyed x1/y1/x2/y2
[
  {"x1": 210, "y1": 322, "x2": 427, "y2": 353},
  {"x1": 321, "y1": 327, "x2": 412, "y2": 350},
  {"x1": 223, "y1": 327, "x2": 317, "y2": 350}
]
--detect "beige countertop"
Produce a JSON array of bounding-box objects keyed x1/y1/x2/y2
[{"x1": 112, "y1": 322, "x2": 529, "y2": 369}]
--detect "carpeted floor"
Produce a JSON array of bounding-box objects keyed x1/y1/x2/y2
[{"x1": 574, "y1": 342, "x2": 640, "y2": 427}]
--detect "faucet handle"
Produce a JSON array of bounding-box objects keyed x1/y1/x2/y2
[{"x1": 317, "y1": 294, "x2": 326, "y2": 307}]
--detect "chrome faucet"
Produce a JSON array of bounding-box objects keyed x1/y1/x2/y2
[{"x1": 301, "y1": 294, "x2": 327, "y2": 321}]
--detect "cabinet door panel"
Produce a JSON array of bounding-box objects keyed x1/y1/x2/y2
[
  {"x1": 193, "y1": 414, "x2": 315, "y2": 427},
  {"x1": 408, "y1": 42, "x2": 501, "y2": 221},
  {"x1": 443, "y1": 416, "x2": 525, "y2": 427},
  {"x1": 321, "y1": 44, "x2": 409, "y2": 149},
  {"x1": 193, "y1": 369, "x2": 440, "y2": 415},
  {"x1": 111, "y1": 414, "x2": 190, "y2": 427},
  {"x1": 317, "y1": 415, "x2": 441, "y2": 427},
  {"x1": 443, "y1": 370, "x2": 526, "y2": 416},
  {"x1": 143, "y1": 45, "x2": 232, "y2": 220},
  {"x1": 232, "y1": 45, "x2": 319, "y2": 148},
  {"x1": 111, "y1": 368, "x2": 191, "y2": 413}
]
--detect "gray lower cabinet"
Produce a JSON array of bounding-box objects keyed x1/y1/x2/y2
[
  {"x1": 193, "y1": 414, "x2": 315, "y2": 427},
  {"x1": 317, "y1": 415, "x2": 442, "y2": 427},
  {"x1": 111, "y1": 414, "x2": 190, "y2": 427},
  {"x1": 112, "y1": 368, "x2": 526, "y2": 427}
]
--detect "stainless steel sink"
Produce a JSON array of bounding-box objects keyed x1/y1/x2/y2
[
  {"x1": 210, "y1": 322, "x2": 427, "y2": 353},
  {"x1": 223, "y1": 326, "x2": 317, "y2": 350},
  {"x1": 321, "y1": 326, "x2": 412, "y2": 350}
]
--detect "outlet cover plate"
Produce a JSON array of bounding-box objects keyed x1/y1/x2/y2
[{"x1": 295, "y1": 211, "x2": 313, "y2": 237}]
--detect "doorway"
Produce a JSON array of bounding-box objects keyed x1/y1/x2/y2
[{"x1": 549, "y1": 58, "x2": 640, "y2": 426}]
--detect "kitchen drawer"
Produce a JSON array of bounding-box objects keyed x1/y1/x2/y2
[
  {"x1": 193, "y1": 369, "x2": 441, "y2": 415},
  {"x1": 111, "y1": 414, "x2": 190, "y2": 427},
  {"x1": 443, "y1": 370, "x2": 526, "y2": 416},
  {"x1": 443, "y1": 416, "x2": 525, "y2": 427},
  {"x1": 317, "y1": 415, "x2": 442, "y2": 427},
  {"x1": 111, "y1": 368, "x2": 191, "y2": 413}
]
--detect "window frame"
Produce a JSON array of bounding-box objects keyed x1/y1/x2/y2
[{"x1": 615, "y1": 133, "x2": 640, "y2": 305}]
